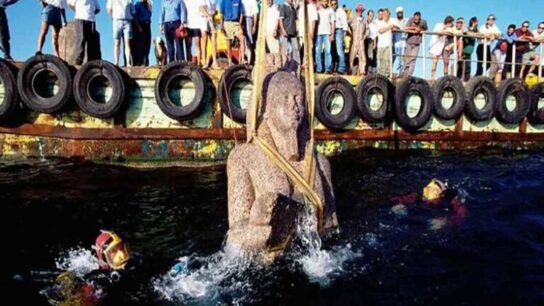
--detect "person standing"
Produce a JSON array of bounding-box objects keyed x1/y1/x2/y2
[
  {"x1": 476, "y1": 14, "x2": 500, "y2": 76},
  {"x1": 219, "y1": 0, "x2": 245, "y2": 66},
  {"x1": 264, "y1": 0, "x2": 280, "y2": 54},
  {"x1": 160, "y1": 0, "x2": 188, "y2": 63},
  {"x1": 314, "y1": 0, "x2": 335, "y2": 73},
  {"x1": 376, "y1": 8, "x2": 394, "y2": 76},
  {"x1": 132, "y1": 0, "x2": 152, "y2": 66},
  {"x1": 331, "y1": 0, "x2": 347, "y2": 74},
  {"x1": 516, "y1": 21, "x2": 539, "y2": 78},
  {"x1": 391, "y1": 6, "x2": 407, "y2": 77},
  {"x1": 429, "y1": 16, "x2": 454, "y2": 80},
  {"x1": 185, "y1": 0, "x2": 206, "y2": 65},
  {"x1": 0, "y1": 0, "x2": 18, "y2": 60},
  {"x1": 533, "y1": 22, "x2": 544, "y2": 72},
  {"x1": 457, "y1": 17, "x2": 478, "y2": 81},
  {"x1": 402, "y1": 11, "x2": 427, "y2": 77},
  {"x1": 200, "y1": 0, "x2": 218, "y2": 68},
  {"x1": 107, "y1": 0, "x2": 134, "y2": 67},
  {"x1": 348, "y1": 3, "x2": 366, "y2": 75},
  {"x1": 36, "y1": 0, "x2": 68, "y2": 58},
  {"x1": 365, "y1": 9, "x2": 377, "y2": 73},
  {"x1": 241, "y1": 0, "x2": 257, "y2": 65},
  {"x1": 68, "y1": 0, "x2": 101, "y2": 65},
  {"x1": 279, "y1": 0, "x2": 300, "y2": 65}
]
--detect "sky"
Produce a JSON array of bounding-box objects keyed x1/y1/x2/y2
[{"x1": 5, "y1": 0, "x2": 544, "y2": 77}]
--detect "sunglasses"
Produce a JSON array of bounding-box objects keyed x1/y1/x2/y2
[
  {"x1": 522, "y1": 25, "x2": 529, "y2": 28},
  {"x1": 488, "y1": 17, "x2": 495, "y2": 21},
  {"x1": 539, "y1": 27, "x2": 544, "y2": 30}
]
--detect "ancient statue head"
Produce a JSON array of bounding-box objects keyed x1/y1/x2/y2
[{"x1": 258, "y1": 72, "x2": 308, "y2": 161}]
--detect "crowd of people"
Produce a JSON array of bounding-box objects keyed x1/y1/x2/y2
[{"x1": 0, "y1": 0, "x2": 543, "y2": 80}]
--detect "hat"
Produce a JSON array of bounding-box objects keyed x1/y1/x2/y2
[
  {"x1": 456, "y1": 17, "x2": 465, "y2": 23},
  {"x1": 487, "y1": 14, "x2": 496, "y2": 20},
  {"x1": 396, "y1": 6, "x2": 404, "y2": 13},
  {"x1": 356, "y1": 4, "x2": 364, "y2": 11}
]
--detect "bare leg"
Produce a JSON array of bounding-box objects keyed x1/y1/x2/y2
[
  {"x1": 124, "y1": 36, "x2": 132, "y2": 66},
  {"x1": 114, "y1": 39, "x2": 121, "y2": 66},
  {"x1": 201, "y1": 31, "x2": 208, "y2": 66},
  {"x1": 226, "y1": 39, "x2": 232, "y2": 67},
  {"x1": 237, "y1": 31, "x2": 245, "y2": 64},
  {"x1": 528, "y1": 55, "x2": 539, "y2": 75},
  {"x1": 52, "y1": 25, "x2": 61, "y2": 57},
  {"x1": 443, "y1": 58, "x2": 450, "y2": 76},
  {"x1": 211, "y1": 32, "x2": 218, "y2": 68},
  {"x1": 36, "y1": 22, "x2": 49, "y2": 54},
  {"x1": 194, "y1": 36, "x2": 201, "y2": 66},
  {"x1": 431, "y1": 56, "x2": 438, "y2": 80}
]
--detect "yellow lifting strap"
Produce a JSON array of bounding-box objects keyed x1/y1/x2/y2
[{"x1": 249, "y1": 2, "x2": 324, "y2": 231}]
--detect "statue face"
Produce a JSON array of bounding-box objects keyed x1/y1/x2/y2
[{"x1": 264, "y1": 72, "x2": 306, "y2": 161}]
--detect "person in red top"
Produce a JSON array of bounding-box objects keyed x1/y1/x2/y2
[{"x1": 515, "y1": 21, "x2": 540, "y2": 78}]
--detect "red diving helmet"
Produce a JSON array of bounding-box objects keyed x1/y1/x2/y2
[{"x1": 93, "y1": 230, "x2": 131, "y2": 270}]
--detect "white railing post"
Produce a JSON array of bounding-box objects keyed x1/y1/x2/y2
[
  {"x1": 483, "y1": 38, "x2": 488, "y2": 77},
  {"x1": 390, "y1": 34, "x2": 394, "y2": 79},
  {"x1": 539, "y1": 42, "x2": 543, "y2": 80},
  {"x1": 453, "y1": 35, "x2": 458, "y2": 77},
  {"x1": 512, "y1": 45, "x2": 516, "y2": 78},
  {"x1": 422, "y1": 33, "x2": 426, "y2": 79}
]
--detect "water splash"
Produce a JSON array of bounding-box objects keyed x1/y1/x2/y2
[
  {"x1": 153, "y1": 245, "x2": 258, "y2": 304},
  {"x1": 294, "y1": 202, "x2": 361, "y2": 285},
  {"x1": 54, "y1": 247, "x2": 99, "y2": 277}
]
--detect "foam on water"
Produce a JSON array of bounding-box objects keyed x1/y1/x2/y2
[{"x1": 54, "y1": 247, "x2": 99, "y2": 277}]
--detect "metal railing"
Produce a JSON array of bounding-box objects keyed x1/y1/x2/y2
[{"x1": 377, "y1": 29, "x2": 544, "y2": 81}]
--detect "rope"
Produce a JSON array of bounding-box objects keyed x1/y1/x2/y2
[{"x1": 248, "y1": 2, "x2": 324, "y2": 232}]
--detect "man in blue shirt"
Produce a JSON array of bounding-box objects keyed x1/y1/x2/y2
[
  {"x1": 160, "y1": 0, "x2": 188, "y2": 62},
  {"x1": 133, "y1": 0, "x2": 152, "y2": 65},
  {"x1": 0, "y1": 0, "x2": 19, "y2": 60},
  {"x1": 219, "y1": 0, "x2": 244, "y2": 66}
]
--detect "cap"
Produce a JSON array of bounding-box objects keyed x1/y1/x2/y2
[
  {"x1": 396, "y1": 6, "x2": 404, "y2": 13},
  {"x1": 487, "y1": 14, "x2": 496, "y2": 20},
  {"x1": 356, "y1": 4, "x2": 364, "y2": 11},
  {"x1": 456, "y1": 17, "x2": 465, "y2": 23}
]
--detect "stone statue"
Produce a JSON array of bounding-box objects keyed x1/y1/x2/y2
[{"x1": 226, "y1": 71, "x2": 338, "y2": 257}]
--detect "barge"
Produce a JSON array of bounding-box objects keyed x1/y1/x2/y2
[{"x1": 0, "y1": 52, "x2": 543, "y2": 163}]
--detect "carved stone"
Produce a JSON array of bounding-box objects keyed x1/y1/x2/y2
[{"x1": 226, "y1": 71, "x2": 338, "y2": 256}]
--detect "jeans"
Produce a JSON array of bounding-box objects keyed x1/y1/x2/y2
[
  {"x1": 133, "y1": 21, "x2": 151, "y2": 66},
  {"x1": 164, "y1": 21, "x2": 189, "y2": 62},
  {"x1": 75, "y1": 19, "x2": 100, "y2": 65},
  {"x1": 334, "y1": 29, "x2": 346, "y2": 73},
  {"x1": 457, "y1": 52, "x2": 472, "y2": 81},
  {"x1": 315, "y1": 34, "x2": 331, "y2": 72},
  {"x1": 0, "y1": 8, "x2": 11, "y2": 59}
]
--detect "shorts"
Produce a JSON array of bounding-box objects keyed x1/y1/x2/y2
[
  {"x1": 442, "y1": 47, "x2": 453, "y2": 58},
  {"x1": 113, "y1": 19, "x2": 133, "y2": 40},
  {"x1": 201, "y1": 19, "x2": 216, "y2": 34},
  {"x1": 41, "y1": 5, "x2": 62, "y2": 28},
  {"x1": 523, "y1": 50, "x2": 538, "y2": 64},
  {"x1": 188, "y1": 28, "x2": 201, "y2": 38},
  {"x1": 224, "y1": 21, "x2": 242, "y2": 40}
]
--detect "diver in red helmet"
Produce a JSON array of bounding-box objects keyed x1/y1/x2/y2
[{"x1": 33, "y1": 230, "x2": 142, "y2": 305}]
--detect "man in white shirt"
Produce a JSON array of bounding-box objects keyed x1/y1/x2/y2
[
  {"x1": 391, "y1": 6, "x2": 407, "y2": 77},
  {"x1": 365, "y1": 9, "x2": 377, "y2": 73},
  {"x1": 297, "y1": 0, "x2": 317, "y2": 46},
  {"x1": 315, "y1": 0, "x2": 335, "y2": 73},
  {"x1": 376, "y1": 8, "x2": 393, "y2": 76},
  {"x1": 200, "y1": 0, "x2": 218, "y2": 68},
  {"x1": 533, "y1": 22, "x2": 544, "y2": 67},
  {"x1": 331, "y1": 0, "x2": 347, "y2": 73},
  {"x1": 241, "y1": 0, "x2": 258, "y2": 64},
  {"x1": 265, "y1": 0, "x2": 280, "y2": 54},
  {"x1": 68, "y1": 0, "x2": 101, "y2": 65},
  {"x1": 107, "y1": 0, "x2": 134, "y2": 66},
  {"x1": 476, "y1": 14, "x2": 501, "y2": 76},
  {"x1": 185, "y1": 0, "x2": 207, "y2": 65}
]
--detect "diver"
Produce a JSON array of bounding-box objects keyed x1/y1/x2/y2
[
  {"x1": 390, "y1": 179, "x2": 467, "y2": 224},
  {"x1": 36, "y1": 230, "x2": 141, "y2": 305}
]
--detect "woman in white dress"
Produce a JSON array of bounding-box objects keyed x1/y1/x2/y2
[{"x1": 429, "y1": 16, "x2": 454, "y2": 79}]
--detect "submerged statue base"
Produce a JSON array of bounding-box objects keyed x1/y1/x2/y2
[{"x1": 226, "y1": 72, "x2": 338, "y2": 258}]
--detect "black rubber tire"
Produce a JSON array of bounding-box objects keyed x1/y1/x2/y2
[
  {"x1": 432, "y1": 75, "x2": 466, "y2": 120},
  {"x1": 394, "y1": 77, "x2": 434, "y2": 131},
  {"x1": 17, "y1": 54, "x2": 72, "y2": 113},
  {"x1": 0, "y1": 59, "x2": 19, "y2": 123},
  {"x1": 73, "y1": 60, "x2": 126, "y2": 118},
  {"x1": 154, "y1": 61, "x2": 207, "y2": 122},
  {"x1": 315, "y1": 77, "x2": 356, "y2": 130},
  {"x1": 495, "y1": 78, "x2": 531, "y2": 124},
  {"x1": 464, "y1": 76, "x2": 497, "y2": 122},
  {"x1": 529, "y1": 82, "x2": 544, "y2": 125},
  {"x1": 355, "y1": 74, "x2": 393, "y2": 124},
  {"x1": 218, "y1": 64, "x2": 253, "y2": 124}
]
